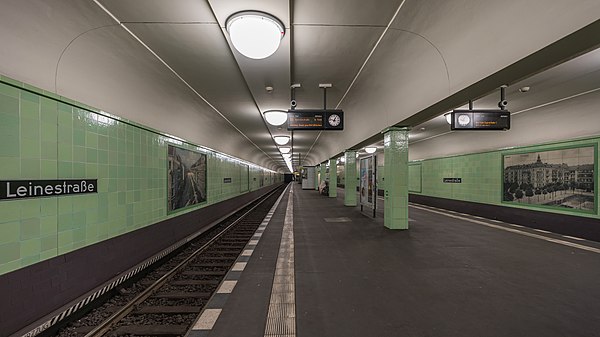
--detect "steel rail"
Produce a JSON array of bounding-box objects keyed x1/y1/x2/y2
[{"x1": 83, "y1": 187, "x2": 284, "y2": 337}]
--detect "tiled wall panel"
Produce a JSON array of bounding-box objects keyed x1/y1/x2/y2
[
  {"x1": 0, "y1": 78, "x2": 281, "y2": 275},
  {"x1": 411, "y1": 138, "x2": 599, "y2": 219}
]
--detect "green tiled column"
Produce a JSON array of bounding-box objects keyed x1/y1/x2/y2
[
  {"x1": 329, "y1": 159, "x2": 337, "y2": 198},
  {"x1": 383, "y1": 127, "x2": 410, "y2": 230},
  {"x1": 320, "y1": 163, "x2": 326, "y2": 190},
  {"x1": 344, "y1": 151, "x2": 357, "y2": 206},
  {"x1": 315, "y1": 164, "x2": 320, "y2": 190}
]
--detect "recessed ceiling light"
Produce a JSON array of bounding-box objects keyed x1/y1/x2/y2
[
  {"x1": 263, "y1": 110, "x2": 287, "y2": 126},
  {"x1": 279, "y1": 147, "x2": 291, "y2": 154},
  {"x1": 365, "y1": 147, "x2": 377, "y2": 154},
  {"x1": 226, "y1": 11, "x2": 285, "y2": 60},
  {"x1": 519, "y1": 86, "x2": 531, "y2": 93},
  {"x1": 273, "y1": 135, "x2": 290, "y2": 145}
]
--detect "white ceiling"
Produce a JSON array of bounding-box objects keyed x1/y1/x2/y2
[{"x1": 1, "y1": 0, "x2": 600, "y2": 172}]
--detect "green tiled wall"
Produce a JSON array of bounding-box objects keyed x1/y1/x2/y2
[
  {"x1": 0, "y1": 78, "x2": 281, "y2": 275},
  {"x1": 408, "y1": 163, "x2": 422, "y2": 193},
  {"x1": 411, "y1": 138, "x2": 599, "y2": 219}
]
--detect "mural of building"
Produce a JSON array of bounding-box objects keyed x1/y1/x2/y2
[{"x1": 504, "y1": 154, "x2": 594, "y2": 190}]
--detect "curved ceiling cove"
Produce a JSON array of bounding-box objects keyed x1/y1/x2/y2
[{"x1": 1, "y1": 0, "x2": 600, "y2": 171}]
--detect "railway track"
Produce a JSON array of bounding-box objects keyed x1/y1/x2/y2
[{"x1": 53, "y1": 185, "x2": 286, "y2": 337}]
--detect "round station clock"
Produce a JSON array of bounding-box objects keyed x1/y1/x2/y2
[
  {"x1": 328, "y1": 113, "x2": 341, "y2": 127},
  {"x1": 457, "y1": 114, "x2": 471, "y2": 126}
]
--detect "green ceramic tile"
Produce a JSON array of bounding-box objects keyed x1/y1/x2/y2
[
  {"x1": 72, "y1": 162, "x2": 85, "y2": 178},
  {"x1": 57, "y1": 161, "x2": 72, "y2": 178},
  {"x1": 0, "y1": 134, "x2": 20, "y2": 157},
  {"x1": 0, "y1": 82, "x2": 19, "y2": 98},
  {"x1": 0, "y1": 93, "x2": 19, "y2": 116},
  {"x1": 73, "y1": 129, "x2": 85, "y2": 146},
  {"x1": 0, "y1": 112, "x2": 19, "y2": 136},
  {"x1": 20, "y1": 238, "x2": 41, "y2": 256},
  {"x1": 0, "y1": 242, "x2": 20, "y2": 264},
  {"x1": 20, "y1": 98, "x2": 39, "y2": 120},
  {"x1": 40, "y1": 235, "x2": 57, "y2": 252},
  {"x1": 58, "y1": 214, "x2": 73, "y2": 232},
  {"x1": 40, "y1": 215, "x2": 57, "y2": 236},
  {"x1": 21, "y1": 138, "x2": 40, "y2": 158},
  {"x1": 20, "y1": 218, "x2": 41, "y2": 240},
  {"x1": 40, "y1": 160, "x2": 58, "y2": 179},
  {"x1": 40, "y1": 97, "x2": 57, "y2": 121},
  {"x1": 57, "y1": 230, "x2": 73, "y2": 251},
  {"x1": 86, "y1": 148, "x2": 97, "y2": 163},
  {"x1": 21, "y1": 158, "x2": 40, "y2": 178},
  {"x1": 0, "y1": 221, "x2": 20, "y2": 244},
  {"x1": 86, "y1": 131, "x2": 98, "y2": 148},
  {"x1": 0, "y1": 156, "x2": 20, "y2": 178},
  {"x1": 41, "y1": 141, "x2": 57, "y2": 160},
  {"x1": 73, "y1": 145, "x2": 86, "y2": 162}
]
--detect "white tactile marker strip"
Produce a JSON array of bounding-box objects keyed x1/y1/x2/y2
[
  {"x1": 187, "y1": 185, "x2": 289, "y2": 337},
  {"x1": 216, "y1": 281, "x2": 238, "y2": 294},
  {"x1": 264, "y1": 187, "x2": 296, "y2": 337},
  {"x1": 410, "y1": 203, "x2": 600, "y2": 254},
  {"x1": 193, "y1": 309, "x2": 222, "y2": 330}
]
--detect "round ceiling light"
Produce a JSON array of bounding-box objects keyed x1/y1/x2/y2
[
  {"x1": 226, "y1": 11, "x2": 285, "y2": 60},
  {"x1": 273, "y1": 135, "x2": 290, "y2": 145},
  {"x1": 365, "y1": 147, "x2": 377, "y2": 154},
  {"x1": 279, "y1": 147, "x2": 291, "y2": 154},
  {"x1": 444, "y1": 112, "x2": 452, "y2": 124},
  {"x1": 263, "y1": 110, "x2": 287, "y2": 126}
]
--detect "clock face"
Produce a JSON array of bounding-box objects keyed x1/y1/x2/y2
[
  {"x1": 457, "y1": 114, "x2": 471, "y2": 126},
  {"x1": 328, "y1": 114, "x2": 341, "y2": 127}
]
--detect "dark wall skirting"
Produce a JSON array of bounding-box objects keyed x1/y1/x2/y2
[
  {"x1": 1, "y1": 184, "x2": 283, "y2": 337},
  {"x1": 409, "y1": 194, "x2": 600, "y2": 242}
]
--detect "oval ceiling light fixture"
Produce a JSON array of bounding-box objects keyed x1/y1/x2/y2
[
  {"x1": 365, "y1": 147, "x2": 377, "y2": 154},
  {"x1": 279, "y1": 146, "x2": 291, "y2": 154},
  {"x1": 263, "y1": 110, "x2": 287, "y2": 126},
  {"x1": 282, "y1": 153, "x2": 292, "y2": 159},
  {"x1": 444, "y1": 112, "x2": 452, "y2": 124},
  {"x1": 226, "y1": 11, "x2": 285, "y2": 60},
  {"x1": 273, "y1": 135, "x2": 290, "y2": 145}
]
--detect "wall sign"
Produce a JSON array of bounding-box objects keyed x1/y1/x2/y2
[
  {"x1": 223, "y1": 178, "x2": 232, "y2": 183},
  {"x1": 443, "y1": 178, "x2": 462, "y2": 183},
  {"x1": 287, "y1": 109, "x2": 344, "y2": 130},
  {"x1": 0, "y1": 180, "x2": 97, "y2": 200}
]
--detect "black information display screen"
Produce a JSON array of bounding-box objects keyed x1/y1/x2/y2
[
  {"x1": 443, "y1": 178, "x2": 462, "y2": 183},
  {"x1": 451, "y1": 110, "x2": 510, "y2": 130},
  {"x1": 287, "y1": 110, "x2": 344, "y2": 130}
]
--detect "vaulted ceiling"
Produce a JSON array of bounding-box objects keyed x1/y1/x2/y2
[{"x1": 1, "y1": 0, "x2": 600, "y2": 172}]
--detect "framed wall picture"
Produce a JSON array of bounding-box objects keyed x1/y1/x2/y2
[
  {"x1": 167, "y1": 145, "x2": 207, "y2": 212},
  {"x1": 502, "y1": 145, "x2": 596, "y2": 213}
]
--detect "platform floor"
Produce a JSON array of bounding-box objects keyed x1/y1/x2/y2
[{"x1": 191, "y1": 183, "x2": 600, "y2": 337}]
